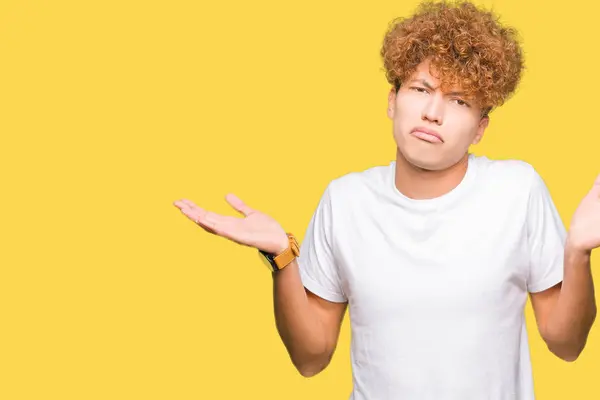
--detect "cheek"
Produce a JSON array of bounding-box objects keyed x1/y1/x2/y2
[
  {"x1": 444, "y1": 110, "x2": 478, "y2": 130},
  {"x1": 393, "y1": 100, "x2": 421, "y2": 130},
  {"x1": 443, "y1": 119, "x2": 479, "y2": 145},
  {"x1": 395, "y1": 98, "x2": 422, "y2": 118}
]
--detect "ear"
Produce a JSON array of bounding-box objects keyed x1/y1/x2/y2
[
  {"x1": 472, "y1": 116, "x2": 489, "y2": 145},
  {"x1": 387, "y1": 88, "x2": 396, "y2": 119}
]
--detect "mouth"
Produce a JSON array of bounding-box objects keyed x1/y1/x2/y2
[{"x1": 410, "y1": 127, "x2": 444, "y2": 143}]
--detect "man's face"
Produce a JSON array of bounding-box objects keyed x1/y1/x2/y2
[{"x1": 388, "y1": 60, "x2": 489, "y2": 171}]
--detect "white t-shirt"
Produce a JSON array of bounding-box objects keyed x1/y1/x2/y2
[{"x1": 297, "y1": 153, "x2": 566, "y2": 400}]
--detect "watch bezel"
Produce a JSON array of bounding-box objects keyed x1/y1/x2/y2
[{"x1": 259, "y1": 249, "x2": 279, "y2": 272}]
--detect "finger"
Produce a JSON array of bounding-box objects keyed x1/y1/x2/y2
[
  {"x1": 173, "y1": 199, "x2": 197, "y2": 212},
  {"x1": 173, "y1": 199, "x2": 187, "y2": 209},
  {"x1": 225, "y1": 193, "x2": 254, "y2": 217},
  {"x1": 175, "y1": 201, "x2": 215, "y2": 229},
  {"x1": 174, "y1": 199, "x2": 203, "y2": 217},
  {"x1": 195, "y1": 211, "x2": 218, "y2": 234},
  {"x1": 191, "y1": 209, "x2": 237, "y2": 235},
  {"x1": 174, "y1": 199, "x2": 214, "y2": 222},
  {"x1": 177, "y1": 203, "x2": 204, "y2": 223},
  {"x1": 594, "y1": 173, "x2": 600, "y2": 186},
  {"x1": 174, "y1": 199, "x2": 243, "y2": 238},
  {"x1": 179, "y1": 199, "x2": 200, "y2": 210}
]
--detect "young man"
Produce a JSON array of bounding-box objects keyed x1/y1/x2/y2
[{"x1": 174, "y1": 1, "x2": 599, "y2": 398}]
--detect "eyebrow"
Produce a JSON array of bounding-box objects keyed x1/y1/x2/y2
[{"x1": 410, "y1": 79, "x2": 467, "y2": 97}]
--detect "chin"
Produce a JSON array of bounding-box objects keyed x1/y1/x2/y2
[
  {"x1": 406, "y1": 156, "x2": 447, "y2": 171},
  {"x1": 397, "y1": 144, "x2": 448, "y2": 171}
]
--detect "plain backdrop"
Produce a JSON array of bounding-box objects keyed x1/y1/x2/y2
[{"x1": 1, "y1": 0, "x2": 598, "y2": 398}]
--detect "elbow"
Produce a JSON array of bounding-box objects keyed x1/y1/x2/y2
[
  {"x1": 293, "y1": 352, "x2": 333, "y2": 378},
  {"x1": 542, "y1": 311, "x2": 596, "y2": 363},
  {"x1": 544, "y1": 333, "x2": 588, "y2": 362},
  {"x1": 562, "y1": 353, "x2": 581, "y2": 363},
  {"x1": 549, "y1": 345, "x2": 583, "y2": 362},
  {"x1": 297, "y1": 365, "x2": 324, "y2": 378}
]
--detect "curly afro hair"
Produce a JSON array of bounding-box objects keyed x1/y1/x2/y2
[{"x1": 380, "y1": 0, "x2": 524, "y2": 114}]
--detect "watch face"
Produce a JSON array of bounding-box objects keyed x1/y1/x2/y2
[{"x1": 259, "y1": 251, "x2": 277, "y2": 272}]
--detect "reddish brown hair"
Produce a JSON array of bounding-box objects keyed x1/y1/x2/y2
[{"x1": 380, "y1": 0, "x2": 524, "y2": 113}]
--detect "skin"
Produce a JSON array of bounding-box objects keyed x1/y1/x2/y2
[{"x1": 387, "y1": 59, "x2": 489, "y2": 200}]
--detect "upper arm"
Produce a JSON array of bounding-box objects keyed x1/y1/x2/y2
[
  {"x1": 305, "y1": 288, "x2": 347, "y2": 357},
  {"x1": 526, "y1": 168, "x2": 566, "y2": 293},
  {"x1": 525, "y1": 168, "x2": 566, "y2": 342},
  {"x1": 297, "y1": 181, "x2": 348, "y2": 303},
  {"x1": 529, "y1": 282, "x2": 562, "y2": 341},
  {"x1": 297, "y1": 182, "x2": 348, "y2": 359}
]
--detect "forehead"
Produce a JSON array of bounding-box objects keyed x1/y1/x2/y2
[
  {"x1": 403, "y1": 60, "x2": 486, "y2": 111},
  {"x1": 409, "y1": 62, "x2": 462, "y2": 92}
]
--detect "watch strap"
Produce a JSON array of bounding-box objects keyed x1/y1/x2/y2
[{"x1": 261, "y1": 233, "x2": 300, "y2": 271}]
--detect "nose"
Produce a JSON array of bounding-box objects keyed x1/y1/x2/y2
[{"x1": 422, "y1": 93, "x2": 444, "y2": 125}]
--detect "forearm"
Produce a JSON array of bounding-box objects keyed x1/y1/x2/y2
[
  {"x1": 272, "y1": 260, "x2": 329, "y2": 375},
  {"x1": 546, "y1": 247, "x2": 597, "y2": 360}
]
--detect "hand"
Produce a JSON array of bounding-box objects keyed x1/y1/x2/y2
[
  {"x1": 567, "y1": 173, "x2": 600, "y2": 254},
  {"x1": 173, "y1": 193, "x2": 289, "y2": 254}
]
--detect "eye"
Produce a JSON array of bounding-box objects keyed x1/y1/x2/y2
[
  {"x1": 453, "y1": 98, "x2": 470, "y2": 107},
  {"x1": 410, "y1": 86, "x2": 428, "y2": 94}
]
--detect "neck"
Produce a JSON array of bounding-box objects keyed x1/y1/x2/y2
[{"x1": 394, "y1": 150, "x2": 470, "y2": 200}]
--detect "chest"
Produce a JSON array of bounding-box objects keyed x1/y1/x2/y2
[{"x1": 334, "y1": 201, "x2": 530, "y2": 322}]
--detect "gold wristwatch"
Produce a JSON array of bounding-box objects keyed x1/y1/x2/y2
[{"x1": 259, "y1": 233, "x2": 300, "y2": 272}]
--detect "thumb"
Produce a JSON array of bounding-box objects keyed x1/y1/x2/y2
[
  {"x1": 595, "y1": 173, "x2": 600, "y2": 186},
  {"x1": 225, "y1": 193, "x2": 254, "y2": 217}
]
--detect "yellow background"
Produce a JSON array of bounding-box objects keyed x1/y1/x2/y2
[{"x1": 1, "y1": 0, "x2": 598, "y2": 398}]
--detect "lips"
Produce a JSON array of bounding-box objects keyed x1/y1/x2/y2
[{"x1": 410, "y1": 127, "x2": 443, "y2": 143}]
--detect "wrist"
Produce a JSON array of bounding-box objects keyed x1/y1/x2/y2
[
  {"x1": 565, "y1": 239, "x2": 592, "y2": 262},
  {"x1": 259, "y1": 233, "x2": 300, "y2": 273},
  {"x1": 274, "y1": 234, "x2": 291, "y2": 255}
]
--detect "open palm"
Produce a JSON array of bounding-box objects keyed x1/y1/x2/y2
[{"x1": 173, "y1": 193, "x2": 288, "y2": 254}]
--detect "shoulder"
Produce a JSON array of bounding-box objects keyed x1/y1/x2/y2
[
  {"x1": 472, "y1": 154, "x2": 540, "y2": 193},
  {"x1": 474, "y1": 154, "x2": 537, "y2": 181},
  {"x1": 325, "y1": 162, "x2": 393, "y2": 201}
]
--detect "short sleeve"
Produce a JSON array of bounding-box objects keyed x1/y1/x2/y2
[
  {"x1": 297, "y1": 183, "x2": 347, "y2": 303},
  {"x1": 526, "y1": 169, "x2": 567, "y2": 293}
]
